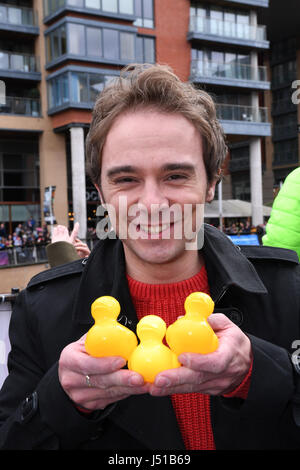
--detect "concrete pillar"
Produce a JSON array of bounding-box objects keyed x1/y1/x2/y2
[
  {"x1": 250, "y1": 137, "x2": 263, "y2": 226},
  {"x1": 70, "y1": 127, "x2": 87, "y2": 240},
  {"x1": 249, "y1": 10, "x2": 263, "y2": 226}
]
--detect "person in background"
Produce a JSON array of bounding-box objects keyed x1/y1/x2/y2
[
  {"x1": 46, "y1": 222, "x2": 91, "y2": 267},
  {"x1": 263, "y1": 166, "x2": 300, "y2": 260}
]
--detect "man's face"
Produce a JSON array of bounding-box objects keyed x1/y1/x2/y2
[{"x1": 98, "y1": 109, "x2": 216, "y2": 268}]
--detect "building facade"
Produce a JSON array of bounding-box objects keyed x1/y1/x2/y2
[{"x1": 0, "y1": 0, "x2": 298, "y2": 242}]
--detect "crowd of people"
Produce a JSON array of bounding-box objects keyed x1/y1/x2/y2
[
  {"x1": 0, "y1": 218, "x2": 51, "y2": 266},
  {"x1": 209, "y1": 220, "x2": 266, "y2": 239},
  {"x1": 0, "y1": 218, "x2": 267, "y2": 267}
]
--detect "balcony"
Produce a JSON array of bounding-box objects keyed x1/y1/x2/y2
[
  {"x1": 216, "y1": 103, "x2": 271, "y2": 136},
  {"x1": 0, "y1": 51, "x2": 41, "y2": 81},
  {"x1": 0, "y1": 96, "x2": 40, "y2": 117},
  {"x1": 190, "y1": 60, "x2": 270, "y2": 90},
  {"x1": 0, "y1": 3, "x2": 39, "y2": 35},
  {"x1": 188, "y1": 16, "x2": 269, "y2": 49}
]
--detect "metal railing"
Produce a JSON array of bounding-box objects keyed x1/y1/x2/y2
[
  {"x1": 0, "y1": 50, "x2": 40, "y2": 73},
  {"x1": 0, "y1": 3, "x2": 37, "y2": 26},
  {"x1": 0, "y1": 238, "x2": 98, "y2": 268},
  {"x1": 190, "y1": 59, "x2": 267, "y2": 82},
  {"x1": 216, "y1": 103, "x2": 268, "y2": 122},
  {"x1": 0, "y1": 96, "x2": 40, "y2": 116},
  {"x1": 0, "y1": 246, "x2": 48, "y2": 267},
  {"x1": 189, "y1": 15, "x2": 267, "y2": 42}
]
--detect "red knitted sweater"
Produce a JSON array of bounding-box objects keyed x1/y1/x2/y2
[{"x1": 127, "y1": 265, "x2": 252, "y2": 450}]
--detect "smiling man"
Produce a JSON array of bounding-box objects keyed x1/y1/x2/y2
[
  {"x1": 0, "y1": 64, "x2": 300, "y2": 451},
  {"x1": 98, "y1": 109, "x2": 213, "y2": 282}
]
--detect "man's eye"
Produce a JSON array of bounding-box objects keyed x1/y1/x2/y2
[
  {"x1": 167, "y1": 174, "x2": 187, "y2": 181},
  {"x1": 115, "y1": 177, "x2": 136, "y2": 183}
]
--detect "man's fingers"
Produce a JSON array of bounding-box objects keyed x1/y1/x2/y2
[{"x1": 84, "y1": 369, "x2": 146, "y2": 391}]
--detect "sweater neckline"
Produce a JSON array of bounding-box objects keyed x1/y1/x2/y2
[{"x1": 126, "y1": 265, "x2": 209, "y2": 301}]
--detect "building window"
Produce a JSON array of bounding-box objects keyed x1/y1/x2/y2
[
  {"x1": 86, "y1": 27, "x2": 102, "y2": 57},
  {"x1": 231, "y1": 172, "x2": 250, "y2": 201},
  {"x1": 86, "y1": 0, "x2": 101, "y2": 8},
  {"x1": 272, "y1": 60, "x2": 297, "y2": 87},
  {"x1": 120, "y1": 32, "x2": 135, "y2": 61},
  {"x1": 71, "y1": 72, "x2": 89, "y2": 102},
  {"x1": 46, "y1": 25, "x2": 66, "y2": 62},
  {"x1": 48, "y1": 71, "x2": 117, "y2": 109},
  {"x1": 273, "y1": 139, "x2": 298, "y2": 165},
  {"x1": 46, "y1": 22, "x2": 155, "y2": 65},
  {"x1": 136, "y1": 35, "x2": 155, "y2": 63},
  {"x1": 103, "y1": 28, "x2": 119, "y2": 59},
  {"x1": 69, "y1": 23, "x2": 85, "y2": 55},
  {"x1": 44, "y1": 0, "x2": 134, "y2": 17},
  {"x1": 0, "y1": 142, "x2": 40, "y2": 203},
  {"x1": 119, "y1": 0, "x2": 134, "y2": 15},
  {"x1": 134, "y1": 0, "x2": 154, "y2": 28}
]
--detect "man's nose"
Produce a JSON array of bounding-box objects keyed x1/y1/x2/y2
[{"x1": 137, "y1": 180, "x2": 169, "y2": 218}]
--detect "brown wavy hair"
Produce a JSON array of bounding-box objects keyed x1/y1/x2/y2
[{"x1": 85, "y1": 63, "x2": 227, "y2": 185}]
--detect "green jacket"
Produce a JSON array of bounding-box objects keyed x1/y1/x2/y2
[{"x1": 263, "y1": 167, "x2": 300, "y2": 260}]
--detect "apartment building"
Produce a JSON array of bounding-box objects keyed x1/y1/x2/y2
[{"x1": 0, "y1": 0, "x2": 297, "y2": 242}]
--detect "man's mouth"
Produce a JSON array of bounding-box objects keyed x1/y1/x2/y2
[{"x1": 138, "y1": 223, "x2": 170, "y2": 234}]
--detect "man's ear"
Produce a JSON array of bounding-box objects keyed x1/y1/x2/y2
[{"x1": 206, "y1": 181, "x2": 217, "y2": 203}]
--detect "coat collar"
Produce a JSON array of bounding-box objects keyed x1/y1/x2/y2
[
  {"x1": 72, "y1": 224, "x2": 267, "y2": 327},
  {"x1": 202, "y1": 224, "x2": 267, "y2": 302}
]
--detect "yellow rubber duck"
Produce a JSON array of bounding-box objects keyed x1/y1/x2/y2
[
  {"x1": 166, "y1": 292, "x2": 218, "y2": 355},
  {"x1": 85, "y1": 296, "x2": 138, "y2": 360},
  {"x1": 128, "y1": 315, "x2": 181, "y2": 383}
]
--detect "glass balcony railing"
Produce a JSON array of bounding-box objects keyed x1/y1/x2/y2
[
  {"x1": 0, "y1": 3, "x2": 37, "y2": 27},
  {"x1": 0, "y1": 51, "x2": 40, "y2": 73},
  {"x1": 189, "y1": 16, "x2": 267, "y2": 42},
  {"x1": 0, "y1": 96, "x2": 40, "y2": 116},
  {"x1": 216, "y1": 103, "x2": 268, "y2": 122},
  {"x1": 191, "y1": 60, "x2": 268, "y2": 82}
]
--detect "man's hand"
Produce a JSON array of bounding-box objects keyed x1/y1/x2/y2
[
  {"x1": 149, "y1": 313, "x2": 252, "y2": 396},
  {"x1": 58, "y1": 335, "x2": 149, "y2": 411}
]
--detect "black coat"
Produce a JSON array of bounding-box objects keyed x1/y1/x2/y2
[{"x1": 0, "y1": 224, "x2": 300, "y2": 450}]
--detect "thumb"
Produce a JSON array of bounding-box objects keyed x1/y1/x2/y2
[{"x1": 207, "y1": 313, "x2": 233, "y2": 332}]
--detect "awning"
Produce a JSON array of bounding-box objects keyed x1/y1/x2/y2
[{"x1": 204, "y1": 199, "x2": 272, "y2": 218}]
